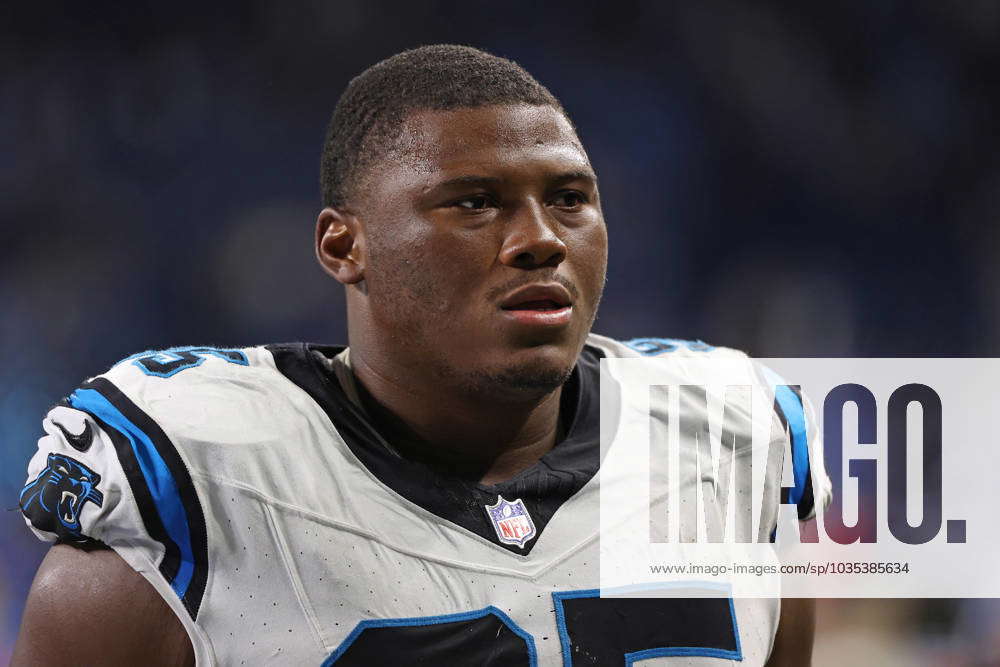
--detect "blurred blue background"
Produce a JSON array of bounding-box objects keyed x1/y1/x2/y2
[{"x1": 2, "y1": 1, "x2": 998, "y2": 663}]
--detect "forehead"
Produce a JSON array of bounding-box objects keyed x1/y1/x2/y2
[{"x1": 393, "y1": 104, "x2": 590, "y2": 175}]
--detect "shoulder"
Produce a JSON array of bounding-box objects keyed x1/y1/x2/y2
[
  {"x1": 100, "y1": 344, "x2": 279, "y2": 400},
  {"x1": 17, "y1": 344, "x2": 303, "y2": 624},
  {"x1": 19, "y1": 343, "x2": 293, "y2": 552},
  {"x1": 19, "y1": 342, "x2": 353, "y2": 653},
  {"x1": 586, "y1": 333, "x2": 750, "y2": 360},
  {"x1": 586, "y1": 332, "x2": 832, "y2": 520},
  {"x1": 587, "y1": 333, "x2": 793, "y2": 389},
  {"x1": 79, "y1": 344, "x2": 302, "y2": 442}
]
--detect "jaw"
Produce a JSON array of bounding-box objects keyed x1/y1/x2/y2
[
  {"x1": 449, "y1": 342, "x2": 580, "y2": 403},
  {"x1": 349, "y1": 287, "x2": 594, "y2": 405}
]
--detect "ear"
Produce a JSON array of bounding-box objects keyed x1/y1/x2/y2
[{"x1": 315, "y1": 207, "x2": 365, "y2": 285}]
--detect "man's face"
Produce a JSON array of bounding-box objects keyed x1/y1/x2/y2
[{"x1": 353, "y1": 104, "x2": 607, "y2": 397}]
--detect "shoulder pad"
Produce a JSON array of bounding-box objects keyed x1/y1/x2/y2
[{"x1": 587, "y1": 333, "x2": 748, "y2": 359}]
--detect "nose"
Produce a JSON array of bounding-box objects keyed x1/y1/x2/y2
[{"x1": 498, "y1": 201, "x2": 567, "y2": 270}]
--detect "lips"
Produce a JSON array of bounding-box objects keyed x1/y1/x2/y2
[
  {"x1": 499, "y1": 283, "x2": 574, "y2": 327},
  {"x1": 500, "y1": 284, "x2": 572, "y2": 311}
]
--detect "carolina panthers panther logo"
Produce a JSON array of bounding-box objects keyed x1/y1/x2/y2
[{"x1": 20, "y1": 453, "x2": 104, "y2": 542}]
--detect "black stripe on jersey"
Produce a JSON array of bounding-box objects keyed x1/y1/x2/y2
[
  {"x1": 268, "y1": 343, "x2": 606, "y2": 555},
  {"x1": 771, "y1": 385, "x2": 816, "y2": 521},
  {"x1": 78, "y1": 377, "x2": 210, "y2": 619}
]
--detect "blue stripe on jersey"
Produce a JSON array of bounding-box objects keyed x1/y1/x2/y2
[
  {"x1": 68, "y1": 388, "x2": 195, "y2": 600},
  {"x1": 773, "y1": 385, "x2": 809, "y2": 506}
]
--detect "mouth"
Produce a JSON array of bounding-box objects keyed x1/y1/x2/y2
[
  {"x1": 59, "y1": 490, "x2": 78, "y2": 524},
  {"x1": 499, "y1": 283, "x2": 574, "y2": 327}
]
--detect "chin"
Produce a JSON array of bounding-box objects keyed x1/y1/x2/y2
[{"x1": 459, "y1": 345, "x2": 577, "y2": 401}]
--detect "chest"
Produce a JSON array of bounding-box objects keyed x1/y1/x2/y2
[{"x1": 196, "y1": 484, "x2": 776, "y2": 666}]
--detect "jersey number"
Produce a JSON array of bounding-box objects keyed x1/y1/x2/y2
[
  {"x1": 325, "y1": 589, "x2": 741, "y2": 666},
  {"x1": 130, "y1": 347, "x2": 249, "y2": 378}
]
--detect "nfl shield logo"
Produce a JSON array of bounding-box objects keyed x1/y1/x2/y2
[{"x1": 485, "y1": 496, "x2": 537, "y2": 548}]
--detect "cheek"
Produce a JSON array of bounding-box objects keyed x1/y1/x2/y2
[
  {"x1": 572, "y1": 223, "x2": 609, "y2": 291},
  {"x1": 367, "y1": 229, "x2": 492, "y2": 318}
]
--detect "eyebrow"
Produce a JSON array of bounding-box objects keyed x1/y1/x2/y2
[
  {"x1": 432, "y1": 170, "x2": 599, "y2": 191},
  {"x1": 550, "y1": 169, "x2": 599, "y2": 188},
  {"x1": 434, "y1": 175, "x2": 503, "y2": 189}
]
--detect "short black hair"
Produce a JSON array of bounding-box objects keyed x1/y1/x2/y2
[{"x1": 320, "y1": 44, "x2": 565, "y2": 209}]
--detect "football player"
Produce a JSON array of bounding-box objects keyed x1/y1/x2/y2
[{"x1": 14, "y1": 45, "x2": 829, "y2": 665}]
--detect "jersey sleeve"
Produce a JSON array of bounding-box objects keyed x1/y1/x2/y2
[{"x1": 19, "y1": 373, "x2": 209, "y2": 621}]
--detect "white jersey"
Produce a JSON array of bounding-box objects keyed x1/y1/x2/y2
[{"x1": 20, "y1": 334, "x2": 830, "y2": 666}]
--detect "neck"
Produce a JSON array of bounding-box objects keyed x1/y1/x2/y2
[{"x1": 347, "y1": 349, "x2": 567, "y2": 486}]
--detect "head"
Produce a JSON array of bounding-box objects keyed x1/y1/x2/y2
[{"x1": 316, "y1": 45, "x2": 607, "y2": 401}]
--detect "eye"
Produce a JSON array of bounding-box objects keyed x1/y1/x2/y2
[
  {"x1": 453, "y1": 194, "x2": 496, "y2": 211},
  {"x1": 551, "y1": 191, "x2": 588, "y2": 208},
  {"x1": 57, "y1": 466, "x2": 68, "y2": 474}
]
